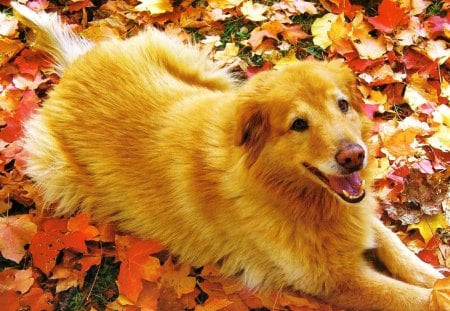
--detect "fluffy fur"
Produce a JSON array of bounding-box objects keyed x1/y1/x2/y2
[{"x1": 13, "y1": 3, "x2": 443, "y2": 310}]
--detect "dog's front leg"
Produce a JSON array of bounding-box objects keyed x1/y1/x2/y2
[
  {"x1": 372, "y1": 217, "x2": 444, "y2": 288},
  {"x1": 327, "y1": 266, "x2": 432, "y2": 311}
]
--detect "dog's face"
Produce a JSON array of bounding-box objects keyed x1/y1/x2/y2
[{"x1": 235, "y1": 60, "x2": 373, "y2": 204}]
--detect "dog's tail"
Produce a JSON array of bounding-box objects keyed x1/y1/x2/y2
[{"x1": 11, "y1": 2, "x2": 93, "y2": 75}]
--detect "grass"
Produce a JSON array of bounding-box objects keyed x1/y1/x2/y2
[
  {"x1": 64, "y1": 257, "x2": 119, "y2": 310},
  {"x1": 425, "y1": 0, "x2": 446, "y2": 17}
]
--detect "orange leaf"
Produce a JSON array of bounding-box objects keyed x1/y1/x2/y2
[
  {"x1": 161, "y1": 260, "x2": 196, "y2": 298},
  {"x1": 0, "y1": 214, "x2": 37, "y2": 263},
  {"x1": 67, "y1": 213, "x2": 99, "y2": 240},
  {"x1": 0, "y1": 38, "x2": 24, "y2": 66},
  {"x1": 0, "y1": 268, "x2": 34, "y2": 293},
  {"x1": 0, "y1": 291, "x2": 20, "y2": 311},
  {"x1": 20, "y1": 287, "x2": 54, "y2": 311},
  {"x1": 117, "y1": 239, "x2": 164, "y2": 302},
  {"x1": 195, "y1": 297, "x2": 233, "y2": 311},
  {"x1": 430, "y1": 277, "x2": 450, "y2": 311}
]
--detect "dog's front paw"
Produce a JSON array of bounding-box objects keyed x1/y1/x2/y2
[{"x1": 405, "y1": 265, "x2": 445, "y2": 288}]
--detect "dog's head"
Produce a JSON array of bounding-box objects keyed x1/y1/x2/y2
[{"x1": 234, "y1": 60, "x2": 373, "y2": 204}]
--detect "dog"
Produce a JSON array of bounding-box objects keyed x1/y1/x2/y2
[{"x1": 12, "y1": 2, "x2": 444, "y2": 310}]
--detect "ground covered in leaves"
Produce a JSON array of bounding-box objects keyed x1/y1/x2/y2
[{"x1": 0, "y1": 0, "x2": 450, "y2": 310}]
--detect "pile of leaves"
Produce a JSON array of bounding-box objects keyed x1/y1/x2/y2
[{"x1": 0, "y1": 0, "x2": 449, "y2": 310}]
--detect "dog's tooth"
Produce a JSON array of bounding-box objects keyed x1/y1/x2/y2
[
  {"x1": 361, "y1": 179, "x2": 366, "y2": 188},
  {"x1": 342, "y1": 190, "x2": 350, "y2": 198}
]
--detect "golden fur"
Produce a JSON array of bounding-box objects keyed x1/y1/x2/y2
[{"x1": 13, "y1": 3, "x2": 443, "y2": 310}]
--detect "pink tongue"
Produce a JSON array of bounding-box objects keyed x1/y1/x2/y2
[{"x1": 328, "y1": 172, "x2": 362, "y2": 196}]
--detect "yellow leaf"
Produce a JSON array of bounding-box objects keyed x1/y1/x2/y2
[
  {"x1": 214, "y1": 43, "x2": 239, "y2": 62},
  {"x1": 311, "y1": 13, "x2": 338, "y2": 49},
  {"x1": 208, "y1": 0, "x2": 243, "y2": 9},
  {"x1": 428, "y1": 124, "x2": 450, "y2": 152},
  {"x1": 134, "y1": 0, "x2": 173, "y2": 14},
  {"x1": 440, "y1": 78, "x2": 450, "y2": 100},
  {"x1": 407, "y1": 214, "x2": 447, "y2": 243},
  {"x1": 328, "y1": 14, "x2": 354, "y2": 55},
  {"x1": 273, "y1": 50, "x2": 301, "y2": 69},
  {"x1": 241, "y1": 1, "x2": 268, "y2": 22},
  {"x1": 404, "y1": 73, "x2": 439, "y2": 110},
  {"x1": 430, "y1": 277, "x2": 450, "y2": 311}
]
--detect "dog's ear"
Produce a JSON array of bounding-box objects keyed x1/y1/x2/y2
[{"x1": 234, "y1": 103, "x2": 270, "y2": 166}]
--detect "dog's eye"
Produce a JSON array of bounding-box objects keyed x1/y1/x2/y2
[
  {"x1": 291, "y1": 118, "x2": 308, "y2": 132},
  {"x1": 338, "y1": 99, "x2": 349, "y2": 113}
]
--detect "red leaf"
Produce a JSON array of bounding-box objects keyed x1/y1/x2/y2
[
  {"x1": 368, "y1": 0, "x2": 409, "y2": 33},
  {"x1": 68, "y1": 0, "x2": 94, "y2": 12},
  {"x1": 245, "y1": 61, "x2": 272, "y2": 78},
  {"x1": 29, "y1": 230, "x2": 64, "y2": 275},
  {"x1": 322, "y1": 0, "x2": 362, "y2": 19},
  {"x1": 0, "y1": 115, "x2": 22, "y2": 143},
  {"x1": 13, "y1": 49, "x2": 47, "y2": 77}
]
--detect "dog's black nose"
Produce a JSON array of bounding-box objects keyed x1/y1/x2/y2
[{"x1": 335, "y1": 143, "x2": 365, "y2": 171}]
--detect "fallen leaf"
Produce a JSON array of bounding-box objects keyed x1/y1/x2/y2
[
  {"x1": 430, "y1": 277, "x2": 450, "y2": 311},
  {"x1": 20, "y1": 287, "x2": 53, "y2": 311},
  {"x1": 351, "y1": 12, "x2": 387, "y2": 59},
  {"x1": 195, "y1": 297, "x2": 233, "y2": 311},
  {"x1": 117, "y1": 239, "x2": 165, "y2": 302},
  {"x1": 0, "y1": 268, "x2": 34, "y2": 293},
  {"x1": 0, "y1": 214, "x2": 37, "y2": 263},
  {"x1": 311, "y1": 13, "x2": 339, "y2": 49},
  {"x1": 134, "y1": 0, "x2": 173, "y2": 14},
  {"x1": 368, "y1": 0, "x2": 409, "y2": 33},
  {"x1": 408, "y1": 214, "x2": 447, "y2": 243}
]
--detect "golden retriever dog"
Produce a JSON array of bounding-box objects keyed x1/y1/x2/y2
[{"x1": 12, "y1": 3, "x2": 444, "y2": 310}]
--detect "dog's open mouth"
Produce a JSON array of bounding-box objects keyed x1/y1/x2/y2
[{"x1": 303, "y1": 164, "x2": 365, "y2": 203}]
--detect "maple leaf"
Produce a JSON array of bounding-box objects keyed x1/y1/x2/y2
[
  {"x1": 0, "y1": 13, "x2": 19, "y2": 37},
  {"x1": 328, "y1": 14, "x2": 354, "y2": 55},
  {"x1": 161, "y1": 260, "x2": 196, "y2": 298},
  {"x1": 408, "y1": 214, "x2": 447, "y2": 243},
  {"x1": 368, "y1": 0, "x2": 410, "y2": 33},
  {"x1": 14, "y1": 48, "x2": 48, "y2": 77},
  {"x1": 29, "y1": 216, "x2": 93, "y2": 275},
  {"x1": 68, "y1": 0, "x2": 94, "y2": 12},
  {"x1": 0, "y1": 268, "x2": 34, "y2": 293},
  {"x1": 404, "y1": 73, "x2": 439, "y2": 110},
  {"x1": 0, "y1": 38, "x2": 24, "y2": 66},
  {"x1": 319, "y1": 0, "x2": 362, "y2": 18},
  {"x1": 351, "y1": 12, "x2": 387, "y2": 60},
  {"x1": 29, "y1": 219, "x2": 67, "y2": 275},
  {"x1": 424, "y1": 14, "x2": 450, "y2": 40},
  {"x1": 0, "y1": 214, "x2": 37, "y2": 263},
  {"x1": 430, "y1": 277, "x2": 450, "y2": 310},
  {"x1": 241, "y1": 1, "x2": 268, "y2": 22},
  {"x1": 20, "y1": 287, "x2": 54, "y2": 311},
  {"x1": 208, "y1": 0, "x2": 243, "y2": 9},
  {"x1": 0, "y1": 291, "x2": 20, "y2": 311},
  {"x1": 311, "y1": 13, "x2": 339, "y2": 49},
  {"x1": 116, "y1": 237, "x2": 165, "y2": 302},
  {"x1": 67, "y1": 212, "x2": 99, "y2": 240},
  {"x1": 195, "y1": 297, "x2": 233, "y2": 311},
  {"x1": 134, "y1": 0, "x2": 173, "y2": 14}
]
